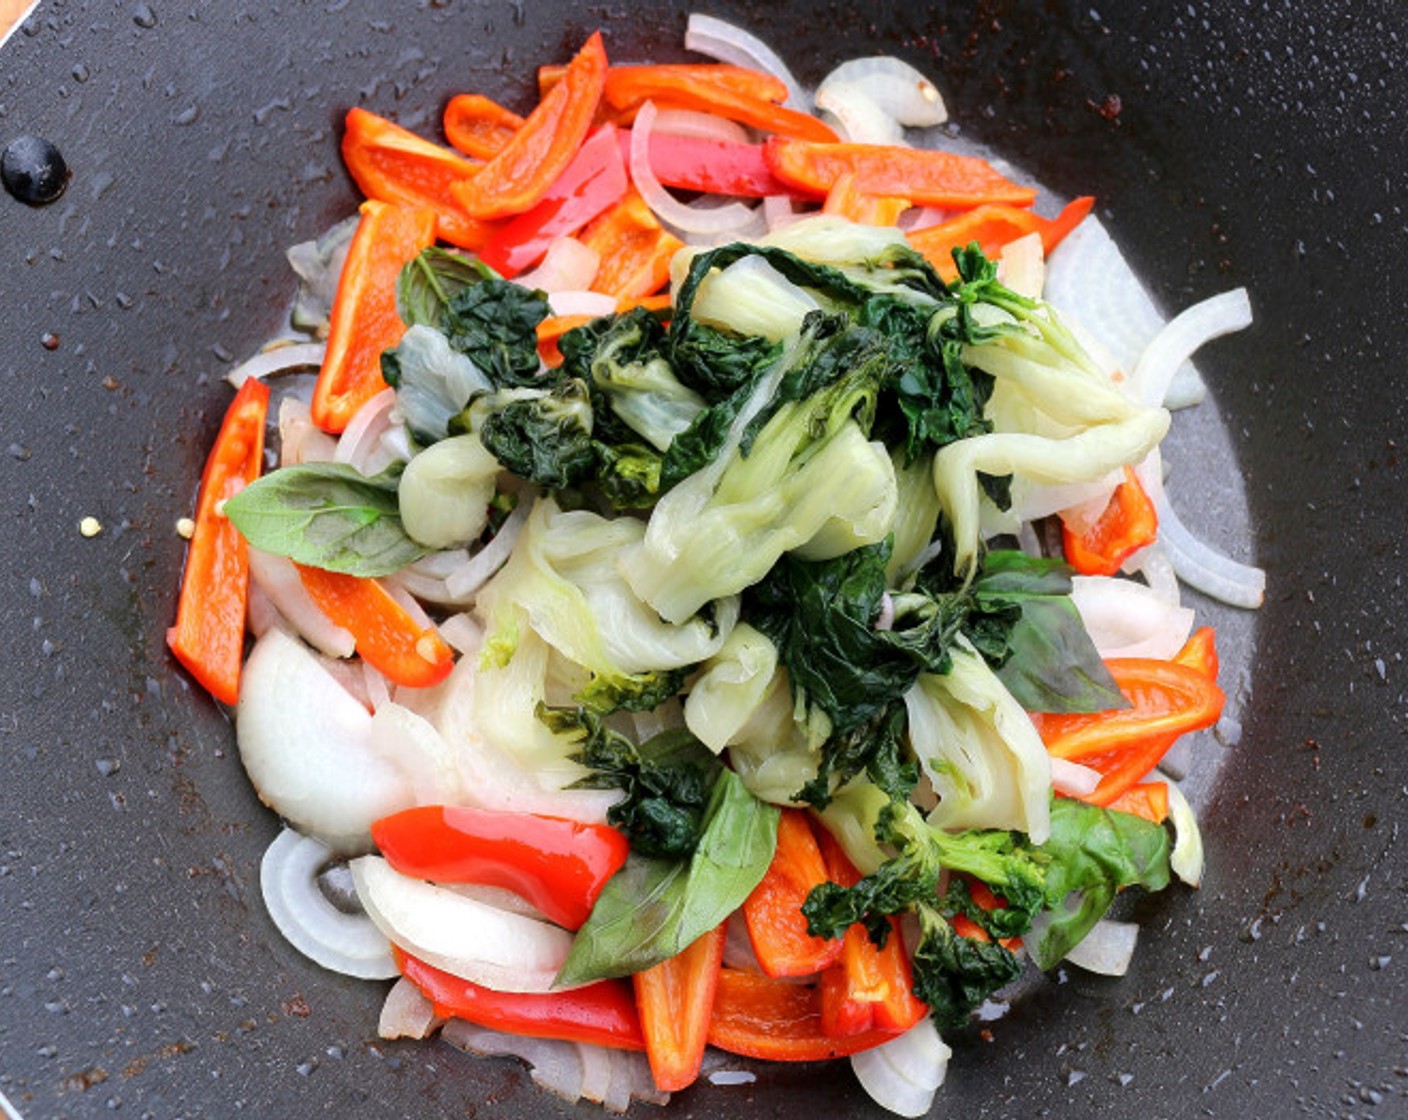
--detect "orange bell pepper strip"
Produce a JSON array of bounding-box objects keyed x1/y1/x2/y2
[
  {"x1": 340, "y1": 107, "x2": 498, "y2": 250},
  {"x1": 707, "y1": 968, "x2": 904, "y2": 1062},
  {"x1": 451, "y1": 31, "x2": 608, "y2": 220},
  {"x1": 1061, "y1": 464, "x2": 1159, "y2": 576},
  {"x1": 579, "y1": 187, "x2": 683, "y2": 301},
  {"x1": 603, "y1": 65, "x2": 838, "y2": 143},
  {"x1": 442, "y1": 93, "x2": 525, "y2": 159},
  {"x1": 1105, "y1": 780, "x2": 1171, "y2": 824},
  {"x1": 1033, "y1": 651, "x2": 1223, "y2": 807},
  {"x1": 742, "y1": 810, "x2": 845, "y2": 979},
  {"x1": 633, "y1": 923, "x2": 726, "y2": 1092},
  {"x1": 294, "y1": 563, "x2": 455, "y2": 689},
  {"x1": 166, "y1": 376, "x2": 270, "y2": 705},
  {"x1": 814, "y1": 828, "x2": 926, "y2": 1037},
  {"x1": 1173, "y1": 625, "x2": 1219, "y2": 680},
  {"x1": 395, "y1": 948, "x2": 644, "y2": 1050},
  {"x1": 821, "y1": 171, "x2": 910, "y2": 226},
  {"x1": 909, "y1": 195, "x2": 1095, "y2": 279},
  {"x1": 764, "y1": 137, "x2": 1038, "y2": 209},
  {"x1": 309, "y1": 199, "x2": 437, "y2": 433},
  {"x1": 543, "y1": 61, "x2": 790, "y2": 106}
]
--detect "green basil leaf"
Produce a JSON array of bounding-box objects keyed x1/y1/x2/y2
[
  {"x1": 223, "y1": 462, "x2": 429, "y2": 577},
  {"x1": 555, "y1": 770, "x2": 778, "y2": 985}
]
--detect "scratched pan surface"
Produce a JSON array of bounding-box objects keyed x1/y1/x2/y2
[{"x1": 1, "y1": 2, "x2": 1405, "y2": 1117}]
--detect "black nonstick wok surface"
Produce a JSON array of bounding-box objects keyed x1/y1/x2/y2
[{"x1": 2, "y1": 2, "x2": 1405, "y2": 1117}]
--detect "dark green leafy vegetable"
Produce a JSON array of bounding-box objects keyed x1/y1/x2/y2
[
  {"x1": 546, "y1": 706, "x2": 717, "y2": 857},
  {"x1": 471, "y1": 381, "x2": 597, "y2": 490},
  {"x1": 555, "y1": 768, "x2": 778, "y2": 985},
  {"x1": 223, "y1": 462, "x2": 428, "y2": 577},
  {"x1": 441, "y1": 279, "x2": 551, "y2": 388}
]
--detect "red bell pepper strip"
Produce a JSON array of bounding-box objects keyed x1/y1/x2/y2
[
  {"x1": 310, "y1": 199, "x2": 438, "y2": 432},
  {"x1": 602, "y1": 64, "x2": 837, "y2": 143},
  {"x1": 908, "y1": 195, "x2": 1095, "y2": 279},
  {"x1": 294, "y1": 564, "x2": 455, "y2": 689},
  {"x1": 166, "y1": 376, "x2": 270, "y2": 705},
  {"x1": 1105, "y1": 780, "x2": 1171, "y2": 824},
  {"x1": 707, "y1": 968, "x2": 904, "y2": 1062},
  {"x1": 394, "y1": 947, "x2": 645, "y2": 1051},
  {"x1": 815, "y1": 828, "x2": 926, "y2": 1037},
  {"x1": 742, "y1": 810, "x2": 844, "y2": 978},
  {"x1": 1061, "y1": 465, "x2": 1159, "y2": 576},
  {"x1": 633, "y1": 924, "x2": 726, "y2": 1091},
  {"x1": 821, "y1": 171, "x2": 910, "y2": 226},
  {"x1": 443, "y1": 93, "x2": 525, "y2": 160},
  {"x1": 764, "y1": 137, "x2": 1038, "y2": 209},
  {"x1": 578, "y1": 187, "x2": 682, "y2": 301},
  {"x1": 340, "y1": 107, "x2": 499, "y2": 251},
  {"x1": 476, "y1": 124, "x2": 629, "y2": 277},
  {"x1": 451, "y1": 31, "x2": 608, "y2": 220},
  {"x1": 614, "y1": 129, "x2": 803, "y2": 199},
  {"x1": 370, "y1": 805, "x2": 628, "y2": 930},
  {"x1": 1034, "y1": 651, "x2": 1223, "y2": 807}
]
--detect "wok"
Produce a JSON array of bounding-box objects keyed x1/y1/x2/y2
[{"x1": 1, "y1": 1, "x2": 1403, "y2": 1116}]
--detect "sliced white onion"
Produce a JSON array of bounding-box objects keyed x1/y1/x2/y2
[
  {"x1": 1049, "y1": 757, "x2": 1104, "y2": 798},
  {"x1": 443, "y1": 496, "x2": 532, "y2": 600},
  {"x1": 278, "y1": 395, "x2": 338, "y2": 466},
  {"x1": 350, "y1": 855, "x2": 572, "y2": 992},
  {"x1": 385, "y1": 548, "x2": 476, "y2": 607},
  {"x1": 631, "y1": 102, "x2": 763, "y2": 239},
  {"x1": 684, "y1": 13, "x2": 809, "y2": 110},
  {"x1": 248, "y1": 547, "x2": 355, "y2": 658},
  {"x1": 245, "y1": 576, "x2": 280, "y2": 640},
  {"x1": 547, "y1": 289, "x2": 618, "y2": 318},
  {"x1": 442, "y1": 1021, "x2": 670, "y2": 1112},
  {"x1": 517, "y1": 237, "x2": 601, "y2": 295},
  {"x1": 1130, "y1": 288, "x2": 1253, "y2": 409},
  {"x1": 814, "y1": 82, "x2": 905, "y2": 146},
  {"x1": 898, "y1": 206, "x2": 949, "y2": 232},
  {"x1": 1157, "y1": 769, "x2": 1205, "y2": 887},
  {"x1": 648, "y1": 106, "x2": 752, "y2": 144},
  {"x1": 818, "y1": 56, "x2": 948, "y2": 127},
  {"x1": 1153, "y1": 490, "x2": 1266, "y2": 608},
  {"x1": 762, "y1": 193, "x2": 804, "y2": 234},
  {"x1": 722, "y1": 910, "x2": 763, "y2": 972},
  {"x1": 1044, "y1": 216, "x2": 1208, "y2": 407},
  {"x1": 363, "y1": 660, "x2": 392, "y2": 711},
  {"x1": 1069, "y1": 574, "x2": 1195, "y2": 660},
  {"x1": 438, "y1": 612, "x2": 485, "y2": 657},
  {"x1": 1063, "y1": 917, "x2": 1139, "y2": 976},
  {"x1": 260, "y1": 828, "x2": 398, "y2": 980},
  {"x1": 334, "y1": 387, "x2": 402, "y2": 476},
  {"x1": 378, "y1": 977, "x2": 445, "y2": 1040},
  {"x1": 850, "y1": 1017, "x2": 951, "y2": 1118},
  {"x1": 1125, "y1": 540, "x2": 1183, "y2": 605},
  {"x1": 226, "y1": 340, "x2": 327, "y2": 389}
]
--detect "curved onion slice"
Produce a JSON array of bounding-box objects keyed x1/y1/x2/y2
[
  {"x1": 1063, "y1": 917, "x2": 1139, "y2": 976},
  {"x1": 1153, "y1": 490, "x2": 1266, "y2": 608},
  {"x1": 1069, "y1": 574, "x2": 1195, "y2": 660},
  {"x1": 817, "y1": 56, "x2": 948, "y2": 127},
  {"x1": 1049, "y1": 757, "x2": 1103, "y2": 798},
  {"x1": 260, "y1": 828, "x2": 397, "y2": 980},
  {"x1": 443, "y1": 495, "x2": 532, "y2": 600},
  {"x1": 684, "y1": 13, "x2": 808, "y2": 110},
  {"x1": 442, "y1": 1021, "x2": 669, "y2": 1111},
  {"x1": 850, "y1": 1018, "x2": 951, "y2": 1118},
  {"x1": 349, "y1": 855, "x2": 572, "y2": 992},
  {"x1": 1157, "y1": 769, "x2": 1205, "y2": 886},
  {"x1": 379, "y1": 977, "x2": 445, "y2": 1040},
  {"x1": 334, "y1": 387, "x2": 402, "y2": 476},
  {"x1": 247, "y1": 547, "x2": 355, "y2": 658},
  {"x1": 516, "y1": 237, "x2": 600, "y2": 294},
  {"x1": 649, "y1": 106, "x2": 752, "y2": 143},
  {"x1": 225, "y1": 340, "x2": 327, "y2": 389},
  {"x1": 548, "y1": 289, "x2": 618, "y2": 318},
  {"x1": 631, "y1": 102, "x2": 764, "y2": 240},
  {"x1": 1130, "y1": 288, "x2": 1253, "y2": 409},
  {"x1": 814, "y1": 82, "x2": 904, "y2": 146}
]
